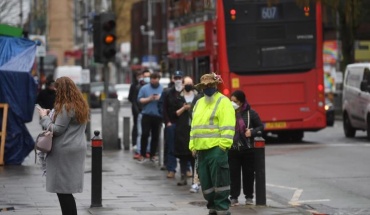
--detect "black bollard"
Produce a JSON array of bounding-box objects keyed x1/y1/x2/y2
[
  {"x1": 254, "y1": 131, "x2": 266, "y2": 205},
  {"x1": 123, "y1": 117, "x2": 130, "y2": 151},
  {"x1": 91, "y1": 130, "x2": 103, "y2": 207}
]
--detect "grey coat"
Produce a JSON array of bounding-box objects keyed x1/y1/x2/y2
[{"x1": 40, "y1": 107, "x2": 87, "y2": 194}]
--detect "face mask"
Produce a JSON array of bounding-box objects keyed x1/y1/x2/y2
[
  {"x1": 143, "y1": 77, "x2": 150, "y2": 83},
  {"x1": 203, "y1": 87, "x2": 217, "y2": 97},
  {"x1": 150, "y1": 83, "x2": 159, "y2": 88},
  {"x1": 174, "y1": 80, "x2": 182, "y2": 92},
  {"x1": 231, "y1": 101, "x2": 240, "y2": 110},
  {"x1": 184, "y1": 84, "x2": 193, "y2": 92}
]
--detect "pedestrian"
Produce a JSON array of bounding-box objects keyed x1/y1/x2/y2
[
  {"x1": 36, "y1": 78, "x2": 56, "y2": 110},
  {"x1": 128, "y1": 70, "x2": 143, "y2": 148},
  {"x1": 137, "y1": 72, "x2": 163, "y2": 162},
  {"x1": 229, "y1": 90, "x2": 264, "y2": 206},
  {"x1": 189, "y1": 72, "x2": 236, "y2": 215},
  {"x1": 174, "y1": 76, "x2": 200, "y2": 186},
  {"x1": 37, "y1": 76, "x2": 89, "y2": 215},
  {"x1": 132, "y1": 69, "x2": 151, "y2": 160},
  {"x1": 161, "y1": 70, "x2": 184, "y2": 178}
]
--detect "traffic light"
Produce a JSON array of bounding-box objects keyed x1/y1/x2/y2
[{"x1": 93, "y1": 12, "x2": 116, "y2": 63}]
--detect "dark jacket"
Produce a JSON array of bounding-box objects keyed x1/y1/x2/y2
[
  {"x1": 231, "y1": 104, "x2": 264, "y2": 150},
  {"x1": 174, "y1": 90, "x2": 202, "y2": 157},
  {"x1": 131, "y1": 82, "x2": 145, "y2": 115}
]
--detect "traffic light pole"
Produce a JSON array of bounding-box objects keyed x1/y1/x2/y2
[{"x1": 81, "y1": 0, "x2": 91, "y2": 140}]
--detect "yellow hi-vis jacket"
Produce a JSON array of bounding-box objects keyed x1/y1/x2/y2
[{"x1": 189, "y1": 92, "x2": 236, "y2": 152}]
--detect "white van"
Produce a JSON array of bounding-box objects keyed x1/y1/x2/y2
[
  {"x1": 54, "y1": 66, "x2": 90, "y2": 84},
  {"x1": 342, "y1": 63, "x2": 370, "y2": 139}
]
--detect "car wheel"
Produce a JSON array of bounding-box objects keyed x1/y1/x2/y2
[{"x1": 343, "y1": 113, "x2": 356, "y2": 138}]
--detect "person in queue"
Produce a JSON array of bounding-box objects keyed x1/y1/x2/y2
[
  {"x1": 189, "y1": 73, "x2": 236, "y2": 215},
  {"x1": 228, "y1": 90, "x2": 264, "y2": 206},
  {"x1": 37, "y1": 76, "x2": 89, "y2": 215},
  {"x1": 137, "y1": 72, "x2": 163, "y2": 162}
]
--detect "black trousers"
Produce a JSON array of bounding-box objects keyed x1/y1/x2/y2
[
  {"x1": 178, "y1": 154, "x2": 195, "y2": 175},
  {"x1": 57, "y1": 193, "x2": 77, "y2": 215},
  {"x1": 228, "y1": 149, "x2": 255, "y2": 199},
  {"x1": 141, "y1": 114, "x2": 162, "y2": 158}
]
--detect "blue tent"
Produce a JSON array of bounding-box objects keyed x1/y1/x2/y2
[{"x1": 0, "y1": 35, "x2": 37, "y2": 165}]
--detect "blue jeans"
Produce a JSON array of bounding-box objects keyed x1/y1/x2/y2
[
  {"x1": 136, "y1": 113, "x2": 150, "y2": 154},
  {"x1": 165, "y1": 124, "x2": 177, "y2": 172}
]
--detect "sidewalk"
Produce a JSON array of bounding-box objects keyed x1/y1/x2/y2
[{"x1": 0, "y1": 114, "x2": 312, "y2": 215}]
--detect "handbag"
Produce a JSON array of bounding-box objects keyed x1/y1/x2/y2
[
  {"x1": 35, "y1": 124, "x2": 53, "y2": 153},
  {"x1": 237, "y1": 111, "x2": 253, "y2": 150}
]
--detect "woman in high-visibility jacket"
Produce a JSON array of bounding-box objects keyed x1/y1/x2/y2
[{"x1": 189, "y1": 73, "x2": 236, "y2": 215}]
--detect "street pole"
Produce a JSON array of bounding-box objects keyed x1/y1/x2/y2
[
  {"x1": 81, "y1": 0, "x2": 91, "y2": 140},
  {"x1": 148, "y1": 0, "x2": 152, "y2": 69}
]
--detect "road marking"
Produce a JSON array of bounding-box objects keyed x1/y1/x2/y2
[
  {"x1": 267, "y1": 183, "x2": 331, "y2": 206},
  {"x1": 295, "y1": 199, "x2": 331, "y2": 203},
  {"x1": 266, "y1": 183, "x2": 298, "y2": 190},
  {"x1": 290, "y1": 189, "x2": 303, "y2": 203}
]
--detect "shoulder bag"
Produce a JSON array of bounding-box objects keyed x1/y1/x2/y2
[{"x1": 35, "y1": 124, "x2": 53, "y2": 153}]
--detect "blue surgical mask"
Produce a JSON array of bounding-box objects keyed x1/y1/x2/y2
[
  {"x1": 143, "y1": 77, "x2": 150, "y2": 83},
  {"x1": 203, "y1": 87, "x2": 217, "y2": 97}
]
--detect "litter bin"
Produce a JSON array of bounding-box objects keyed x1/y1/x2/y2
[{"x1": 102, "y1": 98, "x2": 120, "y2": 150}]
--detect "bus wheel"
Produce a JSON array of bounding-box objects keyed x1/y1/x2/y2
[
  {"x1": 278, "y1": 131, "x2": 303, "y2": 142},
  {"x1": 343, "y1": 113, "x2": 356, "y2": 138},
  {"x1": 291, "y1": 131, "x2": 303, "y2": 142}
]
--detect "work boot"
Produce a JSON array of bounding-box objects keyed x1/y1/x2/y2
[{"x1": 177, "y1": 174, "x2": 187, "y2": 186}]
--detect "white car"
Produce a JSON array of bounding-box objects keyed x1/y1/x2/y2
[{"x1": 115, "y1": 83, "x2": 131, "y2": 105}]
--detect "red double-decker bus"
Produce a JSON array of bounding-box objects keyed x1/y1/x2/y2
[{"x1": 167, "y1": 0, "x2": 325, "y2": 141}]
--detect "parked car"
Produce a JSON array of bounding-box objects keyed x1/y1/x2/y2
[
  {"x1": 342, "y1": 63, "x2": 370, "y2": 139},
  {"x1": 90, "y1": 82, "x2": 117, "y2": 108},
  {"x1": 115, "y1": 83, "x2": 130, "y2": 105},
  {"x1": 325, "y1": 98, "x2": 335, "y2": 126}
]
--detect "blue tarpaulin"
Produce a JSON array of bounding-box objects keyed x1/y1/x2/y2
[{"x1": 0, "y1": 36, "x2": 37, "y2": 165}]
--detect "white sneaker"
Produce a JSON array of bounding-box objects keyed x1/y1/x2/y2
[
  {"x1": 189, "y1": 184, "x2": 200, "y2": 193},
  {"x1": 245, "y1": 198, "x2": 253, "y2": 205}
]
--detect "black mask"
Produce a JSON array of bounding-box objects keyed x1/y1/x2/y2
[
  {"x1": 150, "y1": 83, "x2": 159, "y2": 88},
  {"x1": 184, "y1": 84, "x2": 193, "y2": 92}
]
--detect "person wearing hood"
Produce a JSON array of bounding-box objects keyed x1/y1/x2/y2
[{"x1": 228, "y1": 90, "x2": 264, "y2": 206}]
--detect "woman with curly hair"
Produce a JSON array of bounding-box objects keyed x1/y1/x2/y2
[{"x1": 38, "y1": 76, "x2": 89, "y2": 215}]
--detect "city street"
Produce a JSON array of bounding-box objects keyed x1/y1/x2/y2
[
  {"x1": 0, "y1": 104, "x2": 369, "y2": 215},
  {"x1": 88, "y1": 104, "x2": 370, "y2": 214}
]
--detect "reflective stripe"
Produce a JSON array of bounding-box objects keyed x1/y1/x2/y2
[
  {"x1": 203, "y1": 187, "x2": 215, "y2": 195},
  {"x1": 219, "y1": 126, "x2": 234, "y2": 131},
  {"x1": 209, "y1": 96, "x2": 225, "y2": 125},
  {"x1": 215, "y1": 185, "x2": 230, "y2": 193},
  {"x1": 216, "y1": 210, "x2": 230, "y2": 215},
  {"x1": 193, "y1": 133, "x2": 221, "y2": 138},
  {"x1": 192, "y1": 125, "x2": 219, "y2": 129}
]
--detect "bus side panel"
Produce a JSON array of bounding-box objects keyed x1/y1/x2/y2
[{"x1": 231, "y1": 71, "x2": 326, "y2": 131}]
